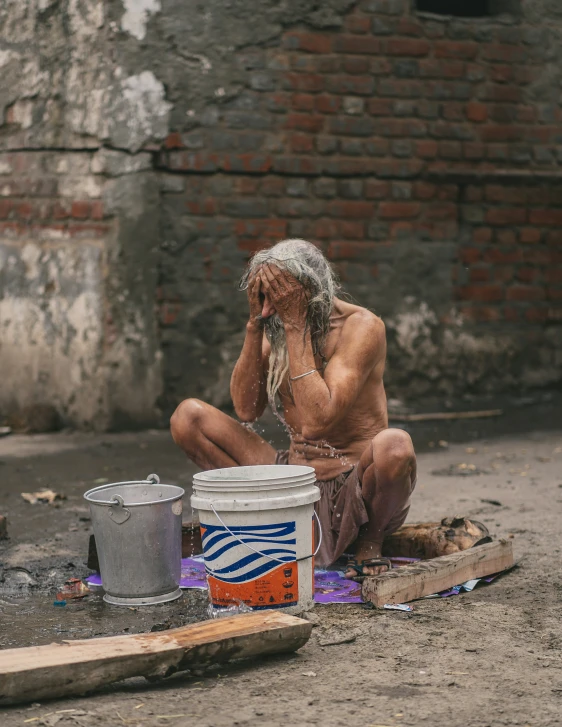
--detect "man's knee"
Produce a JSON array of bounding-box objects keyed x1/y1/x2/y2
[
  {"x1": 170, "y1": 398, "x2": 206, "y2": 445},
  {"x1": 372, "y1": 428, "x2": 415, "y2": 480}
]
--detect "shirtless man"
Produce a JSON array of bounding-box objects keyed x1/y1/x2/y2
[{"x1": 171, "y1": 239, "x2": 416, "y2": 580}]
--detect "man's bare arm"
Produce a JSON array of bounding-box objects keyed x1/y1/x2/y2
[
  {"x1": 259, "y1": 263, "x2": 384, "y2": 439},
  {"x1": 284, "y1": 313, "x2": 384, "y2": 439},
  {"x1": 230, "y1": 276, "x2": 268, "y2": 422}
]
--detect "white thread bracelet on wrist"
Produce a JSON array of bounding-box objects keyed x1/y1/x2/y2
[{"x1": 290, "y1": 368, "x2": 320, "y2": 382}]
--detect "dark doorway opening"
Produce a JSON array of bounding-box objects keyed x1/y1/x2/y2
[{"x1": 416, "y1": 0, "x2": 488, "y2": 16}]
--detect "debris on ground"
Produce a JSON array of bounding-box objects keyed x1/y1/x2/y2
[
  {"x1": 0, "y1": 426, "x2": 11, "y2": 437},
  {"x1": 56, "y1": 578, "x2": 90, "y2": 601},
  {"x1": 21, "y1": 489, "x2": 67, "y2": 505},
  {"x1": 0, "y1": 515, "x2": 7, "y2": 539},
  {"x1": 432, "y1": 463, "x2": 491, "y2": 477}
]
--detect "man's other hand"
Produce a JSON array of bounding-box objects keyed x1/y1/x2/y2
[{"x1": 259, "y1": 264, "x2": 309, "y2": 328}]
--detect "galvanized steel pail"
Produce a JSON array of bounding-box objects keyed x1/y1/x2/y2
[{"x1": 84, "y1": 474, "x2": 184, "y2": 606}]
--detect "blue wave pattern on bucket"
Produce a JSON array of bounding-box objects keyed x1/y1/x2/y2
[
  {"x1": 192, "y1": 465, "x2": 320, "y2": 613},
  {"x1": 84, "y1": 474, "x2": 184, "y2": 607}
]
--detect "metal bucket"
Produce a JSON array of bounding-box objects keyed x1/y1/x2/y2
[{"x1": 84, "y1": 474, "x2": 184, "y2": 606}]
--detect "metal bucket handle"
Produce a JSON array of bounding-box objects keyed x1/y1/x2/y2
[
  {"x1": 108, "y1": 473, "x2": 160, "y2": 525},
  {"x1": 209, "y1": 502, "x2": 323, "y2": 564}
]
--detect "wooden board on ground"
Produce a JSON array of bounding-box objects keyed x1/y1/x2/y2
[
  {"x1": 362, "y1": 540, "x2": 514, "y2": 607},
  {"x1": 0, "y1": 611, "x2": 312, "y2": 706}
]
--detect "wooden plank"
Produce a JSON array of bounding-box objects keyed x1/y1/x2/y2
[
  {"x1": 382, "y1": 517, "x2": 491, "y2": 559},
  {"x1": 389, "y1": 409, "x2": 502, "y2": 422},
  {"x1": 0, "y1": 611, "x2": 312, "y2": 706},
  {"x1": 362, "y1": 540, "x2": 514, "y2": 607}
]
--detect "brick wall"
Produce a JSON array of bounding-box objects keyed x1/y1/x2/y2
[{"x1": 157, "y1": 0, "x2": 562, "y2": 411}]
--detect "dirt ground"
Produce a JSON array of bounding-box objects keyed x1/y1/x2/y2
[{"x1": 1, "y1": 412, "x2": 561, "y2": 727}]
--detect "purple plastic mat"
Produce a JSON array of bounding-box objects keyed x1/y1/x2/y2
[{"x1": 85, "y1": 556, "x2": 503, "y2": 605}]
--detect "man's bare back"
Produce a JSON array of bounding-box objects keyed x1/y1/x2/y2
[{"x1": 268, "y1": 298, "x2": 388, "y2": 480}]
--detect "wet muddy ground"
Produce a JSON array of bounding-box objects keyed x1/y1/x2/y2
[{"x1": 1, "y1": 405, "x2": 561, "y2": 726}]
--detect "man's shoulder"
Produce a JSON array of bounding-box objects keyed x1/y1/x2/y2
[{"x1": 343, "y1": 306, "x2": 385, "y2": 338}]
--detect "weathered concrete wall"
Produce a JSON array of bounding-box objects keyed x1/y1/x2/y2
[{"x1": 1, "y1": 0, "x2": 561, "y2": 428}]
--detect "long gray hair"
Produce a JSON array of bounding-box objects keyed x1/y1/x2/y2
[{"x1": 239, "y1": 239, "x2": 340, "y2": 405}]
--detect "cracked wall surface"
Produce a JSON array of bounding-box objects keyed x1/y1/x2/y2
[{"x1": 1, "y1": 0, "x2": 561, "y2": 428}]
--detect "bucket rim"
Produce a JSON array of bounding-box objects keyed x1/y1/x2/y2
[
  {"x1": 84, "y1": 480, "x2": 185, "y2": 507},
  {"x1": 194, "y1": 464, "x2": 316, "y2": 482}
]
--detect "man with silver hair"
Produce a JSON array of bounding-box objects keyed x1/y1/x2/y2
[{"x1": 171, "y1": 239, "x2": 416, "y2": 580}]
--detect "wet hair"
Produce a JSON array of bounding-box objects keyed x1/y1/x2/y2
[{"x1": 239, "y1": 239, "x2": 340, "y2": 405}]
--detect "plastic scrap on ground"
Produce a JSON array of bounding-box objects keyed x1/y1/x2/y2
[{"x1": 21, "y1": 489, "x2": 66, "y2": 505}]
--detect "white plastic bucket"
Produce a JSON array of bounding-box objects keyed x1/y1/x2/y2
[{"x1": 191, "y1": 465, "x2": 320, "y2": 613}]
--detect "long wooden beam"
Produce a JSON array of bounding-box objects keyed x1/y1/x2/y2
[
  {"x1": 362, "y1": 540, "x2": 514, "y2": 607},
  {"x1": 0, "y1": 611, "x2": 312, "y2": 705}
]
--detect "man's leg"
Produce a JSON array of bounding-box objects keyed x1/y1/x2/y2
[
  {"x1": 170, "y1": 398, "x2": 277, "y2": 470},
  {"x1": 345, "y1": 428, "x2": 416, "y2": 579}
]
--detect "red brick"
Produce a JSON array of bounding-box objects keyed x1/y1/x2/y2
[
  {"x1": 71, "y1": 201, "x2": 90, "y2": 219},
  {"x1": 442, "y1": 102, "x2": 464, "y2": 121},
  {"x1": 419, "y1": 59, "x2": 465, "y2": 79},
  {"x1": 464, "y1": 142, "x2": 486, "y2": 160},
  {"x1": 233, "y1": 178, "x2": 259, "y2": 195},
  {"x1": 506, "y1": 286, "x2": 546, "y2": 302},
  {"x1": 0, "y1": 200, "x2": 13, "y2": 219},
  {"x1": 469, "y1": 267, "x2": 491, "y2": 283},
  {"x1": 339, "y1": 221, "x2": 365, "y2": 239},
  {"x1": 481, "y1": 44, "x2": 526, "y2": 63},
  {"x1": 516, "y1": 106, "x2": 537, "y2": 123},
  {"x1": 291, "y1": 93, "x2": 315, "y2": 111},
  {"x1": 518, "y1": 267, "x2": 541, "y2": 283},
  {"x1": 334, "y1": 35, "x2": 381, "y2": 54},
  {"x1": 547, "y1": 288, "x2": 562, "y2": 301},
  {"x1": 385, "y1": 38, "x2": 430, "y2": 57},
  {"x1": 326, "y1": 75, "x2": 375, "y2": 96},
  {"x1": 485, "y1": 186, "x2": 527, "y2": 205},
  {"x1": 496, "y1": 230, "x2": 517, "y2": 246},
  {"x1": 342, "y1": 57, "x2": 371, "y2": 74},
  {"x1": 485, "y1": 208, "x2": 527, "y2": 225},
  {"x1": 525, "y1": 307, "x2": 549, "y2": 322},
  {"x1": 494, "y1": 266, "x2": 515, "y2": 284},
  {"x1": 164, "y1": 132, "x2": 184, "y2": 149},
  {"x1": 367, "y1": 98, "x2": 393, "y2": 116},
  {"x1": 283, "y1": 73, "x2": 324, "y2": 92},
  {"x1": 159, "y1": 302, "x2": 182, "y2": 326},
  {"x1": 546, "y1": 231, "x2": 562, "y2": 246},
  {"x1": 523, "y1": 249, "x2": 552, "y2": 265},
  {"x1": 313, "y1": 218, "x2": 339, "y2": 239},
  {"x1": 327, "y1": 241, "x2": 380, "y2": 260},
  {"x1": 481, "y1": 125, "x2": 525, "y2": 143},
  {"x1": 529, "y1": 209, "x2": 562, "y2": 226},
  {"x1": 235, "y1": 219, "x2": 287, "y2": 239},
  {"x1": 460, "y1": 306, "x2": 502, "y2": 322},
  {"x1": 413, "y1": 182, "x2": 436, "y2": 200},
  {"x1": 344, "y1": 14, "x2": 371, "y2": 34},
  {"x1": 328, "y1": 201, "x2": 374, "y2": 219},
  {"x1": 186, "y1": 198, "x2": 218, "y2": 215},
  {"x1": 439, "y1": 141, "x2": 462, "y2": 159},
  {"x1": 490, "y1": 64, "x2": 513, "y2": 83},
  {"x1": 425, "y1": 202, "x2": 457, "y2": 221},
  {"x1": 460, "y1": 247, "x2": 481, "y2": 264},
  {"x1": 284, "y1": 114, "x2": 325, "y2": 132},
  {"x1": 504, "y1": 306, "x2": 519, "y2": 322},
  {"x1": 222, "y1": 154, "x2": 273, "y2": 173},
  {"x1": 52, "y1": 201, "x2": 70, "y2": 219},
  {"x1": 290, "y1": 133, "x2": 314, "y2": 153},
  {"x1": 481, "y1": 85, "x2": 521, "y2": 103},
  {"x1": 546, "y1": 269, "x2": 562, "y2": 284},
  {"x1": 416, "y1": 140, "x2": 438, "y2": 158},
  {"x1": 365, "y1": 180, "x2": 389, "y2": 199},
  {"x1": 520, "y1": 228, "x2": 541, "y2": 244},
  {"x1": 483, "y1": 249, "x2": 522, "y2": 264},
  {"x1": 465, "y1": 186, "x2": 483, "y2": 203},
  {"x1": 397, "y1": 18, "x2": 424, "y2": 37},
  {"x1": 284, "y1": 32, "x2": 333, "y2": 54},
  {"x1": 379, "y1": 202, "x2": 421, "y2": 220},
  {"x1": 466, "y1": 102, "x2": 488, "y2": 123},
  {"x1": 456, "y1": 285, "x2": 504, "y2": 302},
  {"x1": 435, "y1": 41, "x2": 478, "y2": 60}
]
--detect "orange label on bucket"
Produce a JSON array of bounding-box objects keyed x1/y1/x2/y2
[
  {"x1": 200, "y1": 521, "x2": 299, "y2": 610},
  {"x1": 208, "y1": 562, "x2": 298, "y2": 609}
]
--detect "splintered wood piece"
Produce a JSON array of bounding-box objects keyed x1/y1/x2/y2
[
  {"x1": 382, "y1": 517, "x2": 491, "y2": 559},
  {"x1": 362, "y1": 540, "x2": 514, "y2": 607},
  {"x1": 0, "y1": 611, "x2": 312, "y2": 705}
]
